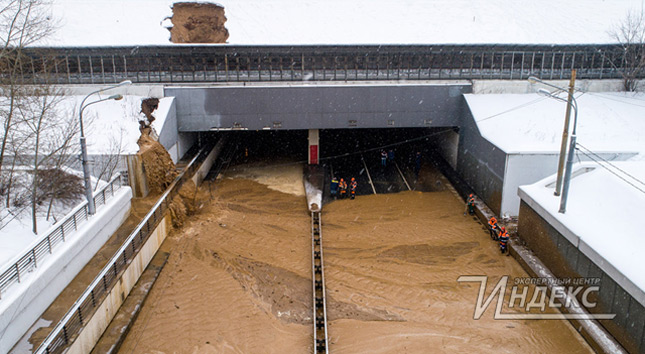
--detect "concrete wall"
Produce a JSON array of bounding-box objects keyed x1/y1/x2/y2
[
  {"x1": 457, "y1": 102, "x2": 506, "y2": 215},
  {"x1": 501, "y1": 152, "x2": 636, "y2": 217},
  {"x1": 166, "y1": 83, "x2": 471, "y2": 131},
  {"x1": 517, "y1": 197, "x2": 645, "y2": 353},
  {"x1": 471, "y1": 79, "x2": 641, "y2": 94},
  {"x1": 191, "y1": 137, "x2": 226, "y2": 187},
  {"x1": 430, "y1": 128, "x2": 459, "y2": 170},
  {"x1": 0, "y1": 188, "x2": 132, "y2": 354},
  {"x1": 67, "y1": 215, "x2": 171, "y2": 354}
]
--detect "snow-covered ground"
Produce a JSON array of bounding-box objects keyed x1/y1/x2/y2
[
  {"x1": 43, "y1": 0, "x2": 644, "y2": 46},
  {"x1": 0, "y1": 174, "x2": 107, "y2": 265},
  {"x1": 56, "y1": 94, "x2": 173, "y2": 155}
]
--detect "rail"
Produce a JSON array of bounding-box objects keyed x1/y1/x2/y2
[
  {"x1": 0, "y1": 174, "x2": 123, "y2": 300},
  {"x1": 14, "y1": 44, "x2": 641, "y2": 84},
  {"x1": 311, "y1": 212, "x2": 329, "y2": 354},
  {"x1": 35, "y1": 142, "x2": 213, "y2": 354}
]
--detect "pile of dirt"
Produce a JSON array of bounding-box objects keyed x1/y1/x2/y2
[
  {"x1": 168, "y1": 2, "x2": 229, "y2": 43},
  {"x1": 168, "y1": 180, "x2": 199, "y2": 228},
  {"x1": 137, "y1": 134, "x2": 176, "y2": 194}
]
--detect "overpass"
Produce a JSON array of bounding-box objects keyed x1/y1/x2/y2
[{"x1": 18, "y1": 44, "x2": 633, "y2": 85}]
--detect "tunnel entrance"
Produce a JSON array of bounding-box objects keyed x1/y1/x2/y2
[{"x1": 203, "y1": 127, "x2": 458, "y2": 198}]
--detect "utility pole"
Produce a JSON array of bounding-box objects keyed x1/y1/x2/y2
[{"x1": 554, "y1": 69, "x2": 576, "y2": 196}]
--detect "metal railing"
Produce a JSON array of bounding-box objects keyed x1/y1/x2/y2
[
  {"x1": 36, "y1": 143, "x2": 212, "y2": 354},
  {"x1": 0, "y1": 174, "x2": 123, "y2": 300},
  {"x1": 15, "y1": 44, "x2": 641, "y2": 84}
]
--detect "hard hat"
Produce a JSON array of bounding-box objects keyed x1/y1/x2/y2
[
  {"x1": 351, "y1": 177, "x2": 355, "y2": 181},
  {"x1": 469, "y1": 194, "x2": 473, "y2": 197},
  {"x1": 340, "y1": 178, "x2": 344, "y2": 181}
]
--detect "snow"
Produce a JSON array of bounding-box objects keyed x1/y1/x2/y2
[
  {"x1": 0, "y1": 174, "x2": 107, "y2": 266},
  {"x1": 57, "y1": 94, "x2": 172, "y2": 155},
  {"x1": 43, "y1": 0, "x2": 645, "y2": 46},
  {"x1": 466, "y1": 92, "x2": 645, "y2": 154},
  {"x1": 520, "y1": 162, "x2": 645, "y2": 299},
  {"x1": 467, "y1": 90, "x2": 645, "y2": 298},
  {"x1": 0, "y1": 94, "x2": 170, "y2": 267}
]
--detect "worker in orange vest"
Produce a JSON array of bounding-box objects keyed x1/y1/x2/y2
[
  {"x1": 339, "y1": 178, "x2": 347, "y2": 199},
  {"x1": 465, "y1": 194, "x2": 476, "y2": 215},
  {"x1": 488, "y1": 216, "x2": 499, "y2": 240},
  {"x1": 499, "y1": 227, "x2": 510, "y2": 254},
  {"x1": 350, "y1": 177, "x2": 357, "y2": 200}
]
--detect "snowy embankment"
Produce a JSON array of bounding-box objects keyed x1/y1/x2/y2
[
  {"x1": 44, "y1": 0, "x2": 640, "y2": 46},
  {"x1": 519, "y1": 162, "x2": 645, "y2": 301}
]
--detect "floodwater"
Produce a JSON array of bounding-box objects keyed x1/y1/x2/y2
[{"x1": 118, "y1": 164, "x2": 592, "y2": 354}]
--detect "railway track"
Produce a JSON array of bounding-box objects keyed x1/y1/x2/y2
[{"x1": 311, "y1": 211, "x2": 329, "y2": 354}]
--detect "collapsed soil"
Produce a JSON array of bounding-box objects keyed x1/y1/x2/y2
[
  {"x1": 137, "y1": 134, "x2": 176, "y2": 195},
  {"x1": 118, "y1": 169, "x2": 592, "y2": 353},
  {"x1": 168, "y1": 2, "x2": 229, "y2": 43}
]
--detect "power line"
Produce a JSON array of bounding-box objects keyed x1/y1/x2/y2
[
  {"x1": 475, "y1": 96, "x2": 548, "y2": 123},
  {"x1": 584, "y1": 91, "x2": 645, "y2": 108},
  {"x1": 575, "y1": 144, "x2": 645, "y2": 195},
  {"x1": 576, "y1": 143, "x2": 645, "y2": 188}
]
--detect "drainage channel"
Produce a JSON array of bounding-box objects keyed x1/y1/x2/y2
[{"x1": 311, "y1": 211, "x2": 329, "y2": 354}]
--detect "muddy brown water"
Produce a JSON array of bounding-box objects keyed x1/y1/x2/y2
[{"x1": 118, "y1": 173, "x2": 592, "y2": 353}]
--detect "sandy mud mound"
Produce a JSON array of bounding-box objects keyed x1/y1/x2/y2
[
  {"x1": 168, "y1": 2, "x2": 229, "y2": 43},
  {"x1": 137, "y1": 134, "x2": 176, "y2": 194}
]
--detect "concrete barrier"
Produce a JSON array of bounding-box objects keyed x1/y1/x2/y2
[
  {"x1": 0, "y1": 188, "x2": 132, "y2": 354},
  {"x1": 67, "y1": 215, "x2": 171, "y2": 354}
]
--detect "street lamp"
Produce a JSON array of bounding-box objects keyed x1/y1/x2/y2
[
  {"x1": 79, "y1": 80, "x2": 131, "y2": 215},
  {"x1": 528, "y1": 74, "x2": 577, "y2": 197},
  {"x1": 535, "y1": 88, "x2": 579, "y2": 214}
]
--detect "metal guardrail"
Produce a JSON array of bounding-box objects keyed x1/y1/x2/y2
[
  {"x1": 0, "y1": 174, "x2": 123, "y2": 300},
  {"x1": 36, "y1": 143, "x2": 211, "y2": 354},
  {"x1": 17, "y1": 44, "x2": 639, "y2": 84}
]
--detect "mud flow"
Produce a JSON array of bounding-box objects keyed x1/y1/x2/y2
[{"x1": 118, "y1": 136, "x2": 592, "y2": 353}]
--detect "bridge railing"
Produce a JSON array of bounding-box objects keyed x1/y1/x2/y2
[
  {"x1": 35, "y1": 142, "x2": 212, "y2": 354},
  {"x1": 17, "y1": 44, "x2": 635, "y2": 84},
  {"x1": 0, "y1": 174, "x2": 123, "y2": 300}
]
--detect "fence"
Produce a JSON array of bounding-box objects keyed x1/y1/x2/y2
[
  {"x1": 36, "y1": 143, "x2": 211, "y2": 354},
  {"x1": 17, "y1": 44, "x2": 640, "y2": 84},
  {"x1": 0, "y1": 174, "x2": 124, "y2": 300}
]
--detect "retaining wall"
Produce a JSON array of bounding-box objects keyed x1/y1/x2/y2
[
  {"x1": 0, "y1": 188, "x2": 132, "y2": 354},
  {"x1": 517, "y1": 199, "x2": 645, "y2": 353}
]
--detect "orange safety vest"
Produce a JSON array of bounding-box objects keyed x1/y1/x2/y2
[{"x1": 488, "y1": 217, "x2": 497, "y2": 228}]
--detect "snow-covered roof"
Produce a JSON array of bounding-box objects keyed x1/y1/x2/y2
[
  {"x1": 466, "y1": 92, "x2": 645, "y2": 156},
  {"x1": 44, "y1": 0, "x2": 643, "y2": 46},
  {"x1": 519, "y1": 162, "x2": 645, "y2": 302}
]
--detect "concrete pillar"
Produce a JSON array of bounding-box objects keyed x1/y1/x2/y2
[{"x1": 308, "y1": 129, "x2": 319, "y2": 165}]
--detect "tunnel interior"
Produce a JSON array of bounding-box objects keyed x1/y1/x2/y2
[{"x1": 204, "y1": 127, "x2": 457, "y2": 197}]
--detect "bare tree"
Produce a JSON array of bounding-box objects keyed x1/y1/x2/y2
[
  {"x1": 93, "y1": 129, "x2": 125, "y2": 191},
  {"x1": 0, "y1": 0, "x2": 55, "y2": 172},
  {"x1": 19, "y1": 87, "x2": 70, "y2": 233},
  {"x1": 609, "y1": 9, "x2": 645, "y2": 91}
]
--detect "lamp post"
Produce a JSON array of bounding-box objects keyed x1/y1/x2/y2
[
  {"x1": 528, "y1": 71, "x2": 577, "y2": 196},
  {"x1": 535, "y1": 88, "x2": 579, "y2": 214},
  {"x1": 79, "y1": 80, "x2": 131, "y2": 214}
]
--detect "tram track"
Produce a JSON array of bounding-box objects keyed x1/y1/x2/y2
[{"x1": 311, "y1": 211, "x2": 329, "y2": 354}]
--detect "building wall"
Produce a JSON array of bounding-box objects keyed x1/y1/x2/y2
[
  {"x1": 166, "y1": 84, "x2": 471, "y2": 131},
  {"x1": 457, "y1": 101, "x2": 507, "y2": 215},
  {"x1": 517, "y1": 199, "x2": 645, "y2": 353}
]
